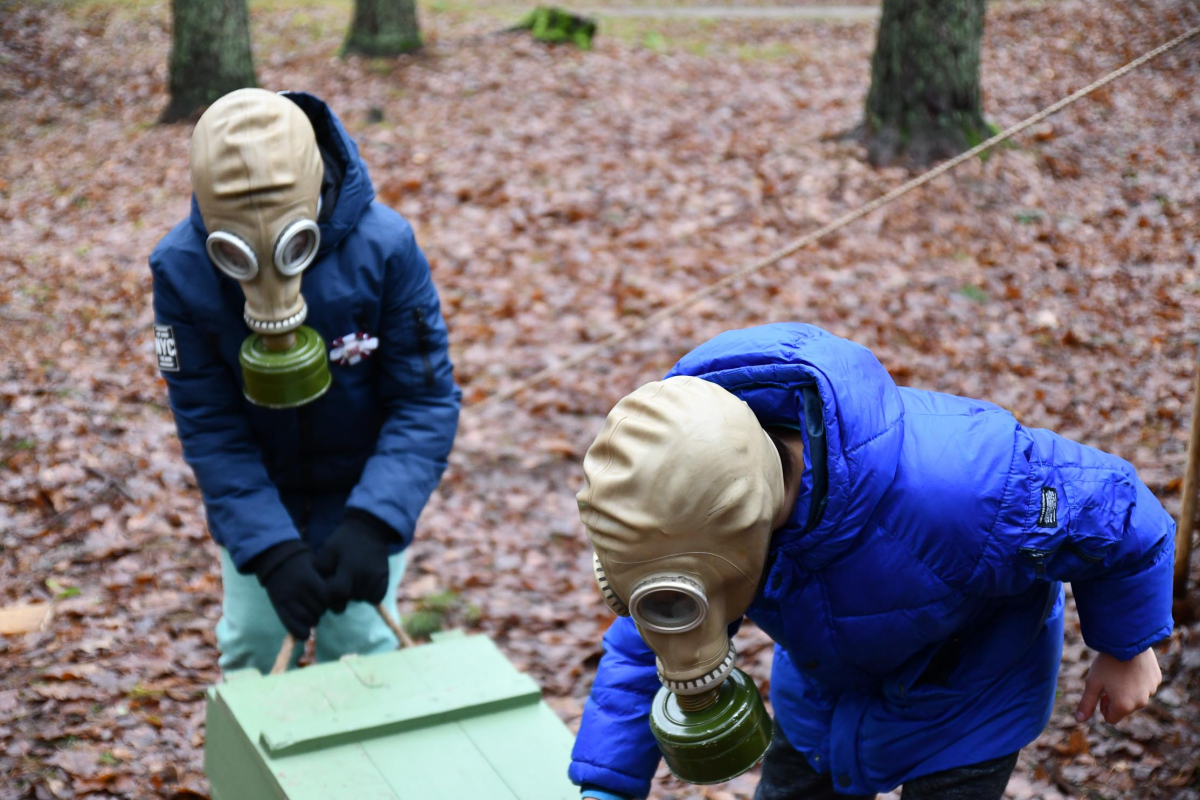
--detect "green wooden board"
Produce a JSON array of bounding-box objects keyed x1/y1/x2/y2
[{"x1": 205, "y1": 631, "x2": 577, "y2": 800}]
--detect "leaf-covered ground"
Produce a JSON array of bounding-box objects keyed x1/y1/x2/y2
[{"x1": 2, "y1": 0, "x2": 1200, "y2": 797}]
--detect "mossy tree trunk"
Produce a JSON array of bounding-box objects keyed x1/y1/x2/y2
[
  {"x1": 160, "y1": 0, "x2": 256, "y2": 123},
  {"x1": 343, "y1": 0, "x2": 422, "y2": 57},
  {"x1": 863, "y1": 0, "x2": 988, "y2": 167}
]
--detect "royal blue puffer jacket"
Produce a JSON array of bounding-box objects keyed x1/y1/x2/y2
[
  {"x1": 149, "y1": 92, "x2": 460, "y2": 569},
  {"x1": 570, "y1": 323, "x2": 1173, "y2": 797}
]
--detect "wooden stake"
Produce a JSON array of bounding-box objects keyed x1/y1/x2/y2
[{"x1": 1175, "y1": 361, "x2": 1200, "y2": 600}]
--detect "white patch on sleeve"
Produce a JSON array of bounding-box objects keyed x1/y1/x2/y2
[{"x1": 154, "y1": 324, "x2": 180, "y2": 372}]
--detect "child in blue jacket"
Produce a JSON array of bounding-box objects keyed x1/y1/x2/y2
[
  {"x1": 150, "y1": 90, "x2": 460, "y2": 673},
  {"x1": 572, "y1": 323, "x2": 1170, "y2": 799}
]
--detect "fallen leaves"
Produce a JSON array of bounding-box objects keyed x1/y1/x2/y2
[
  {"x1": 1052, "y1": 728, "x2": 1090, "y2": 758},
  {"x1": 0, "y1": 602, "x2": 52, "y2": 635},
  {"x1": 2, "y1": 0, "x2": 1200, "y2": 798}
]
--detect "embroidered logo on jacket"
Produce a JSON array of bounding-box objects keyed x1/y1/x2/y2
[
  {"x1": 154, "y1": 324, "x2": 180, "y2": 372},
  {"x1": 330, "y1": 332, "x2": 379, "y2": 366},
  {"x1": 1037, "y1": 487, "x2": 1058, "y2": 528}
]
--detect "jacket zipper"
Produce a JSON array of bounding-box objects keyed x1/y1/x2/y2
[
  {"x1": 1063, "y1": 542, "x2": 1103, "y2": 563},
  {"x1": 412, "y1": 309, "x2": 434, "y2": 388},
  {"x1": 1019, "y1": 547, "x2": 1052, "y2": 580},
  {"x1": 1019, "y1": 542, "x2": 1103, "y2": 580},
  {"x1": 299, "y1": 406, "x2": 314, "y2": 542}
]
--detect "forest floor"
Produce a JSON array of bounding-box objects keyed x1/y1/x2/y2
[{"x1": 2, "y1": 0, "x2": 1200, "y2": 797}]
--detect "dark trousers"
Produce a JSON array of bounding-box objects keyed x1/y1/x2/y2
[{"x1": 754, "y1": 722, "x2": 1019, "y2": 800}]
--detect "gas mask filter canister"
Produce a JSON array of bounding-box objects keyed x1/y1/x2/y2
[
  {"x1": 580, "y1": 376, "x2": 784, "y2": 784},
  {"x1": 191, "y1": 88, "x2": 331, "y2": 408}
]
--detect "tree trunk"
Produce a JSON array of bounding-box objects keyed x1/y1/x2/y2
[
  {"x1": 160, "y1": 0, "x2": 256, "y2": 124},
  {"x1": 343, "y1": 0, "x2": 422, "y2": 57},
  {"x1": 863, "y1": 0, "x2": 988, "y2": 167}
]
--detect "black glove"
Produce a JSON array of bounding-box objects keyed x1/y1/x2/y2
[
  {"x1": 246, "y1": 540, "x2": 329, "y2": 639},
  {"x1": 314, "y1": 511, "x2": 396, "y2": 613}
]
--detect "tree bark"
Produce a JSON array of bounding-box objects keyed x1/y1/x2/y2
[
  {"x1": 863, "y1": 0, "x2": 988, "y2": 167},
  {"x1": 343, "y1": 0, "x2": 422, "y2": 58},
  {"x1": 1176, "y1": 356, "x2": 1200, "y2": 601},
  {"x1": 160, "y1": 0, "x2": 256, "y2": 124}
]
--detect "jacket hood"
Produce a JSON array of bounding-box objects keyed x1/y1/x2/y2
[
  {"x1": 189, "y1": 91, "x2": 375, "y2": 257},
  {"x1": 667, "y1": 323, "x2": 905, "y2": 569}
]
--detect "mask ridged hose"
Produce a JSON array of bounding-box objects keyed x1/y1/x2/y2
[
  {"x1": 675, "y1": 687, "x2": 720, "y2": 712},
  {"x1": 657, "y1": 640, "x2": 736, "y2": 696}
]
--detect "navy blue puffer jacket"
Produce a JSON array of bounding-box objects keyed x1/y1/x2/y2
[
  {"x1": 149, "y1": 92, "x2": 460, "y2": 568},
  {"x1": 569, "y1": 323, "x2": 1173, "y2": 797}
]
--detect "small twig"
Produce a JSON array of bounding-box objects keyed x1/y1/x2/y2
[
  {"x1": 83, "y1": 466, "x2": 135, "y2": 502},
  {"x1": 0, "y1": 308, "x2": 38, "y2": 323},
  {"x1": 18, "y1": 468, "x2": 135, "y2": 538},
  {"x1": 1044, "y1": 760, "x2": 1084, "y2": 797},
  {"x1": 0, "y1": 382, "x2": 72, "y2": 398},
  {"x1": 22, "y1": 487, "x2": 114, "y2": 538}
]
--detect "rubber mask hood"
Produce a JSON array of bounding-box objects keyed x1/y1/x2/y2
[
  {"x1": 190, "y1": 88, "x2": 324, "y2": 334},
  {"x1": 578, "y1": 376, "x2": 785, "y2": 693}
]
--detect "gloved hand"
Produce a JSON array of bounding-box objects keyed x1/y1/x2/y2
[
  {"x1": 247, "y1": 540, "x2": 329, "y2": 639},
  {"x1": 314, "y1": 511, "x2": 396, "y2": 613}
]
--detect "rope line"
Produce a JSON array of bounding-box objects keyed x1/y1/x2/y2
[{"x1": 467, "y1": 20, "x2": 1200, "y2": 414}]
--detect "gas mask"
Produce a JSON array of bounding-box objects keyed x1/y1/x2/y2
[
  {"x1": 190, "y1": 88, "x2": 331, "y2": 408},
  {"x1": 578, "y1": 376, "x2": 785, "y2": 784}
]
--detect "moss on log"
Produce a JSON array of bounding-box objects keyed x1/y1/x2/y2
[{"x1": 514, "y1": 7, "x2": 597, "y2": 50}]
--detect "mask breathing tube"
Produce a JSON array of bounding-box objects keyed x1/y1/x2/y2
[{"x1": 593, "y1": 556, "x2": 773, "y2": 785}]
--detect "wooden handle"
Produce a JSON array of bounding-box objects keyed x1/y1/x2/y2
[
  {"x1": 374, "y1": 603, "x2": 418, "y2": 649},
  {"x1": 1176, "y1": 360, "x2": 1200, "y2": 600},
  {"x1": 271, "y1": 634, "x2": 299, "y2": 676},
  {"x1": 269, "y1": 605, "x2": 414, "y2": 676}
]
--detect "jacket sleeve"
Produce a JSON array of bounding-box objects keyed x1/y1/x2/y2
[
  {"x1": 569, "y1": 616, "x2": 663, "y2": 799},
  {"x1": 987, "y1": 425, "x2": 1174, "y2": 661},
  {"x1": 343, "y1": 226, "x2": 460, "y2": 543},
  {"x1": 151, "y1": 257, "x2": 301, "y2": 570}
]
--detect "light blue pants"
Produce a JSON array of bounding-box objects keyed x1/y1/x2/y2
[{"x1": 216, "y1": 548, "x2": 407, "y2": 675}]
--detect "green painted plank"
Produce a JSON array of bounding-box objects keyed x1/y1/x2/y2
[
  {"x1": 401, "y1": 635, "x2": 518, "y2": 690},
  {"x1": 460, "y1": 702, "x2": 578, "y2": 800},
  {"x1": 254, "y1": 636, "x2": 544, "y2": 755},
  {"x1": 269, "y1": 743, "x2": 400, "y2": 800},
  {"x1": 205, "y1": 689, "x2": 288, "y2": 800},
  {"x1": 211, "y1": 673, "x2": 401, "y2": 800},
  {"x1": 301, "y1": 654, "x2": 424, "y2": 719},
  {"x1": 223, "y1": 668, "x2": 262, "y2": 683},
  {"x1": 361, "y1": 718, "x2": 521, "y2": 800},
  {"x1": 205, "y1": 633, "x2": 578, "y2": 800},
  {"x1": 218, "y1": 664, "x2": 338, "y2": 738},
  {"x1": 261, "y1": 672, "x2": 541, "y2": 756}
]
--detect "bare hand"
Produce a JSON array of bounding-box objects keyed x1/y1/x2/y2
[{"x1": 1075, "y1": 649, "x2": 1161, "y2": 725}]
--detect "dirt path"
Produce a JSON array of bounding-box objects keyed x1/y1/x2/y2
[{"x1": 582, "y1": 5, "x2": 879, "y2": 18}]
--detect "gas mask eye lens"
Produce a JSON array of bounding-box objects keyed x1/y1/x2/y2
[
  {"x1": 637, "y1": 590, "x2": 700, "y2": 630},
  {"x1": 274, "y1": 219, "x2": 320, "y2": 276},
  {"x1": 206, "y1": 232, "x2": 258, "y2": 280},
  {"x1": 630, "y1": 576, "x2": 708, "y2": 634}
]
